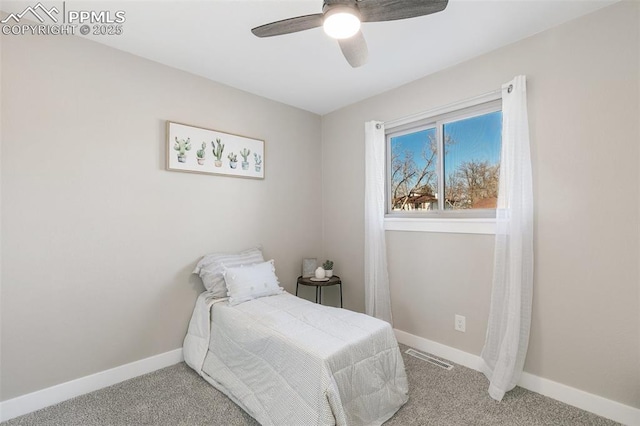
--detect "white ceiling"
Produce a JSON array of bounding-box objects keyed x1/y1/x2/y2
[{"x1": 2, "y1": 0, "x2": 617, "y2": 114}]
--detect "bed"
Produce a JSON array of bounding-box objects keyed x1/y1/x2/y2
[{"x1": 183, "y1": 290, "x2": 408, "y2": 426}]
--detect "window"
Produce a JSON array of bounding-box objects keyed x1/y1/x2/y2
[{"x1": 386, "y1": 100, "x2": 502, "y2": 217}]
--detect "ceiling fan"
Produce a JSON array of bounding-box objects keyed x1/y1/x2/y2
[{"x1": 251, "y1": 0, "x2": 449, "y2": 68}]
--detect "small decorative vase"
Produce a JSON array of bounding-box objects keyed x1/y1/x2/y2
[
  {"x1": 214, "y1": 160, "x2": 222, "y2": 167},
  {"x1": 178, "y1": 155, "x2": 186, "y2": 163},
  {"x1": 197, "y1": 158, "x2": 205, "y2": 165},
  {"x1": 325, "y1": 270, "x2": 333, "y2": 278},
  {"x1": 242, "y1": 161, "x2": 249, "y2": 170},
  {"x1": 315, "y1": 267, "x2": 326, "y2": 279},
  {"x1": 230, "y1": 161, "x2": 238, "y2": 169}
]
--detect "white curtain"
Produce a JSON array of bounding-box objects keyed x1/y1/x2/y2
[
  {"x1": 480, "y1": 75, "x2": 534, "y2": 401},
  {"x1": 364, "y1": 121, "x2": 393, "y2": 324}
]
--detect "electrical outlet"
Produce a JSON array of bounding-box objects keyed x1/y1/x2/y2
[{"x1": 455, "y1": 314, "x2": 466, "y2": 332}]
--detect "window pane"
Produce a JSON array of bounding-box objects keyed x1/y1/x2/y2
[
  {"x1": 443, "y1": 111, "x2": 502, "y2": 210},
  {"x1": 390, "y1": 128, "x2": 438, "y2": 212}
]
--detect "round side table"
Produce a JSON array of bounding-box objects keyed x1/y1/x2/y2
[{"x1": 296, "y1": 275, "x2": 343, "y2": 308}]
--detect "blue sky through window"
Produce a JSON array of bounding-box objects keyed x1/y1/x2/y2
[
  {"x1": 391, "y1": 111, "x2": 502, "y2": 178},
  {"x1": 444, "y1": 111, "x2": 502, "y2": 179}
]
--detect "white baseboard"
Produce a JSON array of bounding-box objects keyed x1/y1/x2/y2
[
  {"x1": 517, "y1": 372, "x2": 640, "y2": 426},
  {"x1": 394, "y1": 329, "x2": 640, "y2": 426},
  {"x1": 3, "y1": 337, "x2": 638, "y2": 426},
  {"x1": 0, "y1": 348, "x2": 184, "y2": 422}
]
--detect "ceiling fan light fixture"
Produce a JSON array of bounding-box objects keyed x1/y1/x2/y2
[{"x1": 323, "y1": 7, "x2": 361, "y2": 39}]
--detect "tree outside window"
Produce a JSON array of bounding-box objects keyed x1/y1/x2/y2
[{"x1": 388, "y1": 108, "x2": 502, "y2": 214}]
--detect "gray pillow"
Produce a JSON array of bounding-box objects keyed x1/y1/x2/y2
[{"x1": 193, "y1": 246, "x2": 264, "y2": 297}]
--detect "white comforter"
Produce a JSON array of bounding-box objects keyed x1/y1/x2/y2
[{"x1": 183, "y1": 291, "x2": 408, "y2": 426}]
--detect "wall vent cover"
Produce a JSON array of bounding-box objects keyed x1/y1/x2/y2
[{"x1": 405, "y1": 349, "x2": 453, "y2": 370}]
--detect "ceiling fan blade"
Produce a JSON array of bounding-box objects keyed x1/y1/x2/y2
[
  {"x1": 357, "y1": 0, "x2": 448, "y2": 23},
  {"x1": 251, "y1": 14, "x2": 324, "y2": 38},
  {"x1": 338, "y1": 31, "x2": 368, "y2": 68}
]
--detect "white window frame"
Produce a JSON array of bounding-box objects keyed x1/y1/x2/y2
[{"x1": 384, "y1": 90, "x2": 502, "y2": 234}]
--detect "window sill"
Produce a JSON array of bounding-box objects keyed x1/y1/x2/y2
[{"x1": 384, "y1": 217, "x2": 496, "y2": 234}]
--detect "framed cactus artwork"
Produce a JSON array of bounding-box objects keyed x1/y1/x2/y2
[{"x1": 166, "y1": 121, "x2": 265, "y2": 179}]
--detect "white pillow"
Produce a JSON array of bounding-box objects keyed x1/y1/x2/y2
[
  {"x1": 193, "y1": 246, "x2": 264, "y2": 297},
  {"x1": 223, "y1": 259, "x2": 283, "y2": 306}
]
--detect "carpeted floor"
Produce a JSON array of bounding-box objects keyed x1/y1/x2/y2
[{"x1": 2, "y1": 345, "x2": 619, "y2": 426}]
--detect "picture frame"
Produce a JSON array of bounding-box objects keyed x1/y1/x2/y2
[
  {"x1": 166, "y1": 121, "x2": 265, "y2": 179},
  {"x1": 302, "y1": 258, "x2": 317, "y2": 278}
]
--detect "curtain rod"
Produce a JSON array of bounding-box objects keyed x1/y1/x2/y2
[{"x1": 384, "y1": 88, "x2": 502, "y2": 130}]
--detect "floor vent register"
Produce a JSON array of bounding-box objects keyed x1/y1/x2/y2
[{"x1": 405, "y1": 349, "x2": 454, "y2": 370}]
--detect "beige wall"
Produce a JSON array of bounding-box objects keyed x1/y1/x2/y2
[
  {"x1": 1, "y1": 0, "x2": 639, "y2": 411},
  {"x1": 0, "y1": 32, "x2": 323, "y2": 400},
  {"x1": 322, "y1": 1, "x2": 639, "y2": 408}
]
